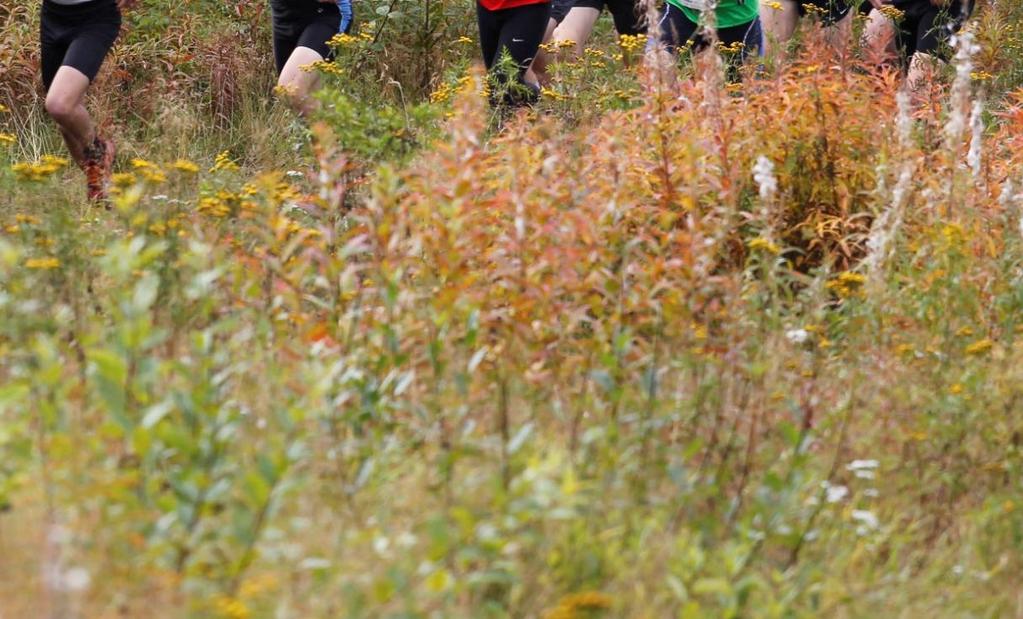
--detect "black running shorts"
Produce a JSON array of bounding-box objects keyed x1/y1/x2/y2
[
  {"x1": 890, "y1": 0, "x2": 973, "y2": 60},
  {"x1": 270, "y1": 0, "x2": 347, "y2": 74},
  {"x1": 798, "y1": 0, "x2": 852, "y2": 26},
  {"x1": 572, "y1": 0, "x2": 644, "y2": 36},
  {"x1": 550, "y1": 0, "x2": 574, "y2": 24},
  {"x1": 40, "y1": 0, "x2": 121, "y2": 91}
]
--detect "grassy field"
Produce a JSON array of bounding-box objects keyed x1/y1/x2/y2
[{"x1": 2, "y1": 0, "x2": 1023, "y2": 617}]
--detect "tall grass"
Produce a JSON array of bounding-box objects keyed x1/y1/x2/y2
[{"x1": 1, "y1": 1, "x2": 1023, "y2": 618}]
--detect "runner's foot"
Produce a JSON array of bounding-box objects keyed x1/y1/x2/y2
[{"x1": 84, "y1": 135, "x2": 115, "y2": 203}]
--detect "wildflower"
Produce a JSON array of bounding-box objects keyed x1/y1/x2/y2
[
  {"x1": 786, "y1": 329, "x2": 809, "y2": 345},
  {"x1": 949, "y1": 383, "x2": 964, "y2": 395},
  {"x1": 752, "y1": 155, "x2": 777, "y2": 201},
  {"x1": 213, "y1": 596, "x2": 251, "y2": 619},
  {"x1": 0, "y1": 132, "x2": 15, "y2": 146},
  {"x1": 0, "y1": 103, "x2": 8, "y2": 113},
  {"x1": 25, "y1": 257, "x2": 60, "y2": 270},
  {"x1": 764, "y1": 0, "x2": 782, "y2": 8},
  {"x1": 618, "y1": 34, "x2": 647, "y2": 52},
  {"x1": 210, "y1": 150, "x2": 239, "y2": 173},
  {"x1": 111, "y1": 172, "x2": 137, "y2": 189},
  {"x1": 61, "y1": 567, "x2": 91, "y2": 592},
  {"x1": 541, "y1": 87, "x2": 568, "y2": 101},
  {"x1": 878, "y1": 5, "x2": 904, "y2": 20},
  {"x1": 964, "y1": 339, "x2": 994, "y2": 356},
  {"x1": 824, "y1": 483, "x2": 848, "y2": 503},
  {"x1": 826, "y1": 271, "x2": 866, "y2": 297},
  {"x1": 851, "y1": 509, "x2": 879, "y2": 533},
  {"x1": 11, "y1": 155, "x2": 68, "y2": 181},
  {"x1": 967, "y1": 100, "x2": 983, "y2": 177},
  {"x1": 543, "y1": 591, "x2": 614, "y2": 619},
  {"x1": 308, "y1": 60, "x2": 344, "y2": 76},
  {"x1": 131, "y1": 158, "x2": 157, "y2": 170},
  {"x1": 846, "y1": 459, "x2": 878, "y2": 479},
  {"x1": 327, "y1": 33, "x2": 360, "y2": 47},
  {"x1": 748, "y1": 237, "x2": 781, "y2": 255},
  {"x1": 455, "y1": 36, "x2": 473, "y2": 44},
  {"x1": 139, "y1": 167, "x2": 167, "y2": 184},
  {"x1": 172, "y1": 159, "x2": 199, "y2": 174}
]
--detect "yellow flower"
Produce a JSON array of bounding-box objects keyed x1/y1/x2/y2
[
  {"x1": 111, "y1": 172, "x2": 138, "y2": 188},
  {"x1": 172, "y1": 159, "x2": 199, "y2": 174},
  {"x1": 878, "y1": 5, "x2": 905, "y2": 20},
  {"x1": 11, "y1": 156, "x2": 68, "y2": 181},
  {"x1": 131, "y1": 158, "x2": 157, "y2": 170},
  {"x1": 0, "y1": 132, "x2": 16, "y2": 146},
  {"x1": 327, "y1": 33, "x2": 360, "y2": 47},
  {"x1": 455, "y1": 36, "x2": 473, "y2": 44},
  {"x1": 543, "y1": 591, "x2": 614, "y2": 619},
  {"x1": 0, "y1": 103, "x2": 8, "y2": 113},
  {"x1": 949, "y1": 383, "x2": 964, "y2": 395},
  {"x1": 213, "y1": 596, "x2": 251, "y2": 619},
  {"x1": 964, "y1": 339, "x2": 994, "y2": 356},
  {"x1": 25, "y1": 257, "x2": 60, "y2": 270},
  {"x1": 139, "y1": 167, "x2": 167, "y2": 184},
  {"x1": 748, "y1": 237, "x2": 781, "y2": 255},
  {"x1": 210, "y1": 150, "x2": 239, "y2": 173},
  {"x1": 826, "y1": 271, "x2": 866, "y2": 298}
]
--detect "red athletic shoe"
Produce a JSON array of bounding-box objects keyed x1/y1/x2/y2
[{"x1": 84, "y1": 136, "x2": 115, "y2": 203}]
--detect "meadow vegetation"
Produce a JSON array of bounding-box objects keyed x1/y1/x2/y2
[{"x1": 2, "y1": 0, "x2": 1023, "y2": 617}]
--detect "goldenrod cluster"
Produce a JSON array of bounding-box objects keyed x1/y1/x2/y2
[
  {"x1": 619, "y1": 34, "x2": 647, "y2": 53},
  {"x1": 542, "y1": 591, "x2": 614, "y2": 619},
  {"x1": 878, "y1": 5, "x2": 905, "y2": 20},
  {"x1": 213, "y1": 596, "x2": 250, "y2": 619},
  {"x1": 801, "y1": 3, "x2": 826, "y2": 16},
  {"x1": 748, "y1": 237, "x2": 781, "y2": 255},
  {"x1": 307, "y1": 60, "x2": 344, "y2": 76},
  {"x1": 24, "y1": 257, "x2": 60, "y2": 270},
  {"x1": 131, "y1": 158, "x2": 167, "y2": 184},
  {"x1": 430, "y1": 75, "x2": 476, "y2": 104},
  {"x1": 172, "y1": 158, "x2": 200, "y2": 174},
  {"x1": 11, "y1": 155, "x2": 68, "y2": 182},
  {"x1": 210, "y1": 150, "x2": 240, "y2": 173},
  {"x1": 826, "y1": 271, "x2": 866, "y2": 297},
  {"x1": 964, "y1": 338, "x2": 994, "y2": 356},
  {"x1": 198, "y1": 191, "x2": 237, "y2": 218},
  {"x1": 541, "y1": 87, "x2": 569, "y2": 102}
]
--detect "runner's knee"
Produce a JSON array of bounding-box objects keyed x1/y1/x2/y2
[{"x1": 44, "y1": 92, "x2": 78, "y2": 123}]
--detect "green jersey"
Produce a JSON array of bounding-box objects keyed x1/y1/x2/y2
[{"x1": 666, "y1": 0, "x2": 760, "y2": 30}]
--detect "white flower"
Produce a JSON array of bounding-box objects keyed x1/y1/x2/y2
[
  {"x1": 752, "y1": 155, "x2": 777, "y2": 202},
  {"x1": 847, "y1": 459, "x2": 879, "y2": 479},
  {"x1": 62, "y1": 567, "x2": 91, "y2": 592},
  {"x1": 826, "y1": 485, "x2": 849, "y2": 503},
  {"x1": 786, "y1": 328, "x2": 809, "y2": 344},
  {"x1": 851, "y1": 509, "x2": 879, "y2": 534},
  {"x1": 967, "y1": 100, "x2": 984, "y2": 177}
]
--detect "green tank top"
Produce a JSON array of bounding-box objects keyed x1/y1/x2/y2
[{"x1": 666, "y1": 0, "x2": 760, "y2": 30}]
